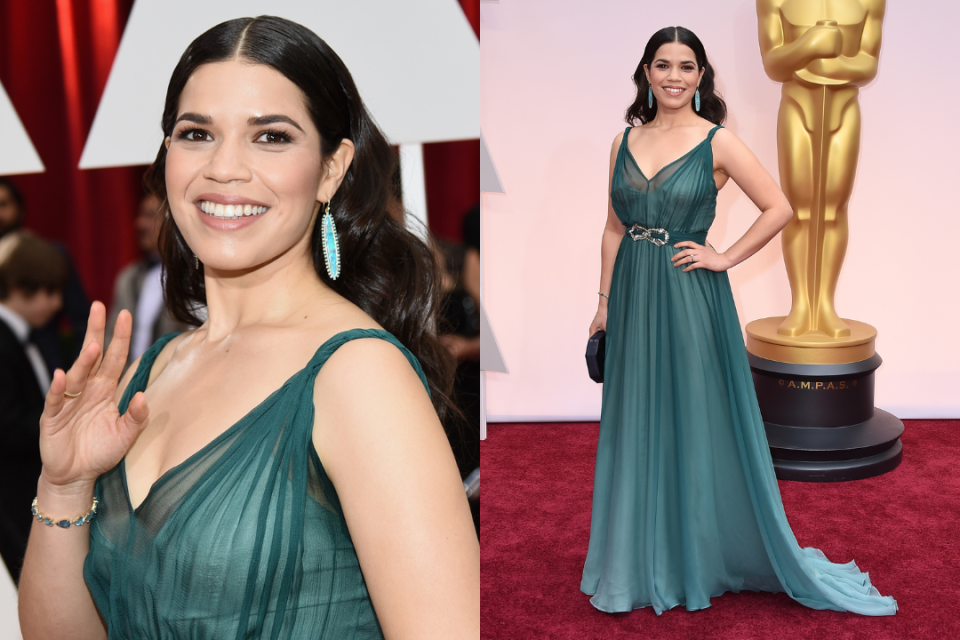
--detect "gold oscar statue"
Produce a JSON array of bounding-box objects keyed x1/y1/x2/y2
[{"x1": 749, "y1": 0, "x2": 885, "y2": 364}]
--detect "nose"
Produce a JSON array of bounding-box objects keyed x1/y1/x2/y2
[{"x1": 202, "y1": 134, "x2": 253, "y2": 184}]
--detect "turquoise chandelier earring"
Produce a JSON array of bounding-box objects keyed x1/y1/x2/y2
[
  {"x1": 695, "y1": 87, "x2": 701, "y2": 112},
  {"x1": 648, "y1": 86, "x2": 653, "y2": 108},
  {"x1": 321, "y1": 201, "x2": 341, "y2": 280}
]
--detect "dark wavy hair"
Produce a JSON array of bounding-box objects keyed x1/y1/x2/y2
[
  {"x1": 625, "y1": 26, "x2": 726, "y2": 126},
  {"x1": 146, "y1": 15, "x2": 456, "y2": 421}
]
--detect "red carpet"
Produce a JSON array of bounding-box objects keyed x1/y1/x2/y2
[{"x1": 481, "y1": 420, "x2": 960, "y2": 639}]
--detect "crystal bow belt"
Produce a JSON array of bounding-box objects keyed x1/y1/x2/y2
[{"x1": 627, "y1": 225, "x2": 707, "y2": 246}]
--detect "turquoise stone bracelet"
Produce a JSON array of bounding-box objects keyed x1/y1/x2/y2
[{"x1": 31, "y1": 496, "x2": 98, "y2": 528}]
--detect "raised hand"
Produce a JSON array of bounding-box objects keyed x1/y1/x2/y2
[{"x1": 38, "y1": 302, "x2": 149, "y2": 490}]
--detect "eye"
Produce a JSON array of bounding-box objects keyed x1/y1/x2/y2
[
  {"x1": 176, "y1": 128, "x2": 211, "y2": 142},
  {"x1": 657, "y1": 63, "x2": 668, "y2": 69},
  {"x1": 256, "y1": 130, "x2": 292, "y2": 145}
]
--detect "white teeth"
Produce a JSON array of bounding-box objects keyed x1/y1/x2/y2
[{"x1": 199, "y1": 201, "x2": 267, "y2": 218}]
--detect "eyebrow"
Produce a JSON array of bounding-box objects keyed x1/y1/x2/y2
[
  {"x1": 249, "y1": 115, "x2": 305, "y2": 133},
  {"x1": 655, "y1": 58, "x2": 696, "y2": 65},
  {"x1": 175, "y1": 112, "x2": 211, "y2": 125},
  {"x1": 173, "y1": 113, "x2": 305, "y2": 133}
]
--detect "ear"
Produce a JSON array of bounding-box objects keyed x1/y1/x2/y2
[
  {"x1": 698, "y1": 67, "x2": 705, "y2": 85},
  {"x1": 643, "y1": 64, "x2": 650, "y2": 84},
  {"x1": 164, "y1": 136, "x2": 171, "y2": 150},
  {"x1": 316, "y1": 139, "x2": 356, "y2": 203}
]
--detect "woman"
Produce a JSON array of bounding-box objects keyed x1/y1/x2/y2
[
  {"x1": 18, "y1": 16, "x2": 479, "y2": 639},
  {"x1": 581, "y1": 26, "x2": 895, "y2": 616}
]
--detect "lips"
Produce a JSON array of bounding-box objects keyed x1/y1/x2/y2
[{"x1": 662, "y1": 86, "x2": 685, "y2": 96}]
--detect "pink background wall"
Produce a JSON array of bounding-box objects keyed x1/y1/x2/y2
[{"x1": 481, "y1": 0, "x2": 960, "y2": 421}]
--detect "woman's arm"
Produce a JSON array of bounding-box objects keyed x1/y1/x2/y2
[
  {"x1": 588, "y1": 132, "x2": 627, "y2": 334},
  {"x1": 19, "y1": 304, "x2": 146, "y2": 640},
  {"x1": 672, "y1": 128, "x2": 793, "y2": 272},
  {"x1": 313, "y1": 339, "x2": 479, "y2": 640}
]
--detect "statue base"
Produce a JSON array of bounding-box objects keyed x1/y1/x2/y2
[
  {"x1": 745, "y1": 316, "x2": 877, "y2": 365},
  {"x1": 745, "y1": 317, "x2": 903, "y2": 482}
]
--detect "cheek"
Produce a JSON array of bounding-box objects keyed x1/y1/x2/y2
[
  {"x1": 259, "y1": 154, "x2": 324, "y2": 213},
  {"x1": 164, "y1": 148, "x2": 199, "y2": 210}
]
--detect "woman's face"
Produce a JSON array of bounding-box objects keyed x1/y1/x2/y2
[
  {"x1": 644, "y1": 42, "x2": 704, "y2": 111},
  {"x1": 164, "y1": 59, "x2": 350, "y2": 272}
]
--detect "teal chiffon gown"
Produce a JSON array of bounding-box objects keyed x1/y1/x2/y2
[
  {"x1": 579, "y1": 126, "x2": 897, "y2": 616},
  {"x1": 84, "y1": 329, "x2": 431, "y2": 639}
]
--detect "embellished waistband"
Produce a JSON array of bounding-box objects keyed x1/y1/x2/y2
[{"x1": 626, "y1": 225, "x2": 706, "y2": 246}]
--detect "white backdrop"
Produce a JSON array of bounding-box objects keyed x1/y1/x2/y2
[{"x1": 481, "y1": 0, "x2": 960, "y2": 422}]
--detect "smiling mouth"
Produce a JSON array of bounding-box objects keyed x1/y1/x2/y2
[
  {"x1": 663, "y1": 87, "x2": 684, "y2": 96},
  {"x1": 198, "y1": 201, "x2": 269, "y2": 219}
]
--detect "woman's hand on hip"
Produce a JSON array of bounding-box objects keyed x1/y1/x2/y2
[
  {"x1": 671, "y1": 241, "x2": 732, "y2": 273},
  {"x1": 38, "y1": 302, "x2": 149, "y2": 491}
]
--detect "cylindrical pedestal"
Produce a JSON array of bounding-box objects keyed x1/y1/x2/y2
[{"x1": 748, "y1": 353, "x2": 904, "y2": 482}]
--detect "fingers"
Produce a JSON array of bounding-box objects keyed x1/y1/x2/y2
[
  {"x1": 41, "y1": 368, "x2": 68, "y2": 420},
  {"x1": 79, "y1": 302, "x2": 107, "y2": 377},
  {"x1": 671, "y1": 242, "x2": 702, "y2": 264},
  {"x1": 100, "y1": 310, "x2": 133, "y2": 382},
  {"x1": 64, "y1": 341, "x2": 102, "y2": 397},
  {"x1": 122, "y1": 392, "x2": 150, "y2": 438}
]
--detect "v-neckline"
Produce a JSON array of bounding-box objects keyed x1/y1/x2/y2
[
  {"x1": 625, "y1": 127, "x2": 716, "y2": 182},
  {"x1": 117, "y1": 327, "x2": 396, "y2": 513},
  {"x1": 121, "y1": 366, "x2": 305, "y2": 513}
]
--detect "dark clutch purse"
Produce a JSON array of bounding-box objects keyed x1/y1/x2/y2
[{"x1": 585, "y1": 330, "x2": 606, "y2": 383}]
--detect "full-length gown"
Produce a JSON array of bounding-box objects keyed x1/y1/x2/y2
[{"x1": 579, "y1": 125, "x2": 897, "y2": 616}]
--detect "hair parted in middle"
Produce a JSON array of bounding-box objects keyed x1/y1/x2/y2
[
  {"x1": 625, "y1": 26, "x2": 727, "y2": 127},
  {"x1": 145, "y1": 15, "x2": 457, "y2": 423}
]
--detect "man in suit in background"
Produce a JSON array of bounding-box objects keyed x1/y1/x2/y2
[
  {"x1": 0, "y1": 231, "x2": 67, "y2": 583},
  {"x1": 107, "y1": 192, "x2": 190, "y2": 365}
]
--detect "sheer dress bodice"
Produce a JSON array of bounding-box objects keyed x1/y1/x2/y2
[
  {"x1": 84, "y1": 329, "x2": 430, "y2": 639},
  {"x1": 611, "y1": 126, "x2": 720, "y2": 234}
]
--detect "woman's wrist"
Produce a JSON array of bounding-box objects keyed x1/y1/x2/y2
[{"x1": 36, "y1": 473, "x2": 97, "y2": 511}]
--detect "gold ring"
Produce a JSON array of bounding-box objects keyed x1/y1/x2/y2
[{"x1": 63, "y1": 390, "x2": 82, "y2": 398}]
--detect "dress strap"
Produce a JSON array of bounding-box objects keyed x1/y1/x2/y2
[
  {"x1": 705, "y1": 125, "x2": 723, "y2": 143},
  {"x1": 621, "y1": 126, "x2": 632, "y2": 152},
  {"x1": 118, "y1": 332, "x2": 181, "y2": 413},
  {"x1": 307, "y1": 328, "x2": 431, "y2": 396}
]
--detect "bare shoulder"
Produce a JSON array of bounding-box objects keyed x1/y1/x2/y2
[
  {"x1": 711, "y1": 125, "x2": 740, "y2": 147},
  {"x1": 711, "y1": 126, "x2": 753, "y2": 164},
  {"x1": 612, "y1": 128, "x2": 626, "y2": 147},
  {"x1": 312, "y1": 336, "x2": 430, "y2": 418}
]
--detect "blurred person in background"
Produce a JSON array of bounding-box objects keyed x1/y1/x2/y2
[
  {"x1": 106, "y1": 192, "x2": 191, "y2": 364},
  {"x1": 0, "y1": 231, "x2": 68, "y2": 583},
  {"x1": 0, "y1": 177, "x2": 90, "y2": 372},
  {"x1": 438, "y1": 203, "x2": 481, "y2": 531}
]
